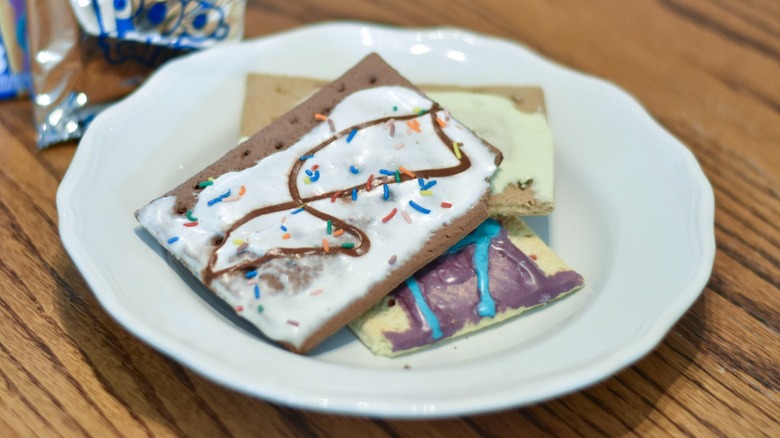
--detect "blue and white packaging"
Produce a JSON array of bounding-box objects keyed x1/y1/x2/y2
[{"x1": 0, "y1": 0, "x2": 32, "y2": 99}]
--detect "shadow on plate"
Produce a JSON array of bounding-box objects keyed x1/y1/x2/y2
[{"x1": 521, "y1": 215, "x2": 550, "y2": 244}]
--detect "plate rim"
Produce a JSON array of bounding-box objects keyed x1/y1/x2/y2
[{"x1": 57, "y1": 21, "x2": 716, "y2": 418}]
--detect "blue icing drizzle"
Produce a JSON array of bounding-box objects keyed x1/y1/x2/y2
[
  {"x1": 446, "y1": 219, "x2": 502, "y2": 317},
  {"x1": 405, "y1": 278, "x2": 442, "y2": 340}
]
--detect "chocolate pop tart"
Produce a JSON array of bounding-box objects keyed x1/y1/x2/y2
[{"x1": 135, "y1": 53, "x2": 502, "y2": 353}]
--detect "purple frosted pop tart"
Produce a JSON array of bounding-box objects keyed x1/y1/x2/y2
[{"x1": 349, "y1": 215, "x2": 584, "y2": 356}]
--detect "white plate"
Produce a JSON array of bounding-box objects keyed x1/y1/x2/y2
[{"x1": 58, "y1": 22, "x2": 715, "y2": 417}]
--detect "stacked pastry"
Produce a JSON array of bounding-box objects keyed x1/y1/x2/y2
[{"x1": 136, "y1": 54, "x2": 584, "y2": 355}]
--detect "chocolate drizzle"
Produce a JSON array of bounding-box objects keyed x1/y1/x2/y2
[{"x1": 201, "y1": 104, "x2": 476, "y2": 286}]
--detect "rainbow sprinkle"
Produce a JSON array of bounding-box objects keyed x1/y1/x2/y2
[
  {"x1": 379, "y1": 169, "x2": 394, "y2": 176},
  {"x1": 167, "y1": 237, "x2": 179, "y2": 244},
  {"x1": 291, "y1": 205, "x2": 306, "y2": 214},
  {"x1": 207, "y1": 189, "x2": 232, "y2": 206},
  {"x1": 254, "y1": 284, "x2": 260, "y2": 299},
  {"x1": 399, "y1": 166, "x2": 416, "y2": 178},
  {"x1": 239, "y1": 185, "x2": 246, "y2": 196},
  {"x1": 453, "y1": 141, "x2": 462, "y2": 160},
  {"x1": 409, "y1": 200, "x2": 431, "y2": 214},
  {"x1": 341, "y1": 242, "x2": 355, "y2": 249},
  {"x1": 183, "y1": 221, "x2": 198, "y2": 227},
  {"x1": 351, "y1": 188, "x2": 358, "y2": 201},
  {"x1": 392, "y1": 105, "x2": 398, "y2": 111},
  {"x1": 350, "y1": 165, "x2": 359, "y2": 174},
  {"x1": 246, "y1": 270, "x2": 258, "y2": 279},
  {"x1": 310, "y1": 170, "x2": 321, "y2": 182},
  {"x1": 406, "y1": 119, "x2": 421, "y2": 133},
  {"x1": 299, "y1": 154, "x2": 315, "y2": 161},
  {"x1": 436, "y1": 117, "x2": 448, "y2": 128},
  {"x1": 418, "y1": 178, "x2": 425, "y2": 187},
  {"x1": 402, "y1": 210, "x2": 412, "y2": 224},
  {"x1": 197, "y1": 180, "x2": 213, "y2": 188},
  {"x1": 394, "y1": 170, "x2": 401, "y2": 183},
  {"x1": 382, "y1": 208, "x2": 398, "y2": 223},
  {"x1": 420, "y1": 180, "x2": 437, "y2": 190},
  {"x1": 186, "y1": 210, "x2": 198, "y2": 221},
  {"x1": 366, "y1": 174, "x2": 374, "y2": 191},
  {"x1": 323, "y1": 238, "x2": 330, "y2": 253},
  {"x1": 420, "y1": 190, "x2": 433, "y2": 197},
  {"x1": 281, "y1": 225, "x2": 288, "y2": 231},
  {"x1": 441, "y1": 201, "x2": 453, "y2": 208},
  {"x1": 314, "y1": 113, "x2": 328, "y2": 121},
  {"x1": 346, "y1": 128, "x2": 358, "y2": 143},
  {"x1": 257, "y1": 305, "x2": 264, "y2": 313},
  {"x1": 383, "y1": 184, "x2": 390, "y2": 200},
  {"x1": 327, "y1": 119, "x2": 336, "y2": 133},
  {"x1": 388, "y1": 255, "x2": 397, "y2": 265},
  {"x1": 282, "y1": 233, "x2": 291, "y2": 240},
  {"x1": 236, "y1": 242, "x2": 249, "y2": 254},
  {"x1": 333, "y1": 229, "x2": 344, "y2": 237},
  {"x1": 326, "y1": 220, "x2": 332, "y2": 234}
]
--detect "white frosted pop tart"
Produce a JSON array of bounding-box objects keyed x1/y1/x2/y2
[{"x1": 136, "y1": 53, "x2": 502, "y2": 353}]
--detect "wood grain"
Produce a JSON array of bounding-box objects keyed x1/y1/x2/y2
[{"x1": 0, "y1": 0, "x2": 778, "y2": 436}]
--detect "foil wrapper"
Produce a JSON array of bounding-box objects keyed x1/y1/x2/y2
[{"x1": 28, "y1": 0, "x2": 245, "y2": 148}]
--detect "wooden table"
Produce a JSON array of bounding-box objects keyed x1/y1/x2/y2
[{"x1": 2, "y1": 0, "x2": 778, "y2": 436}]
